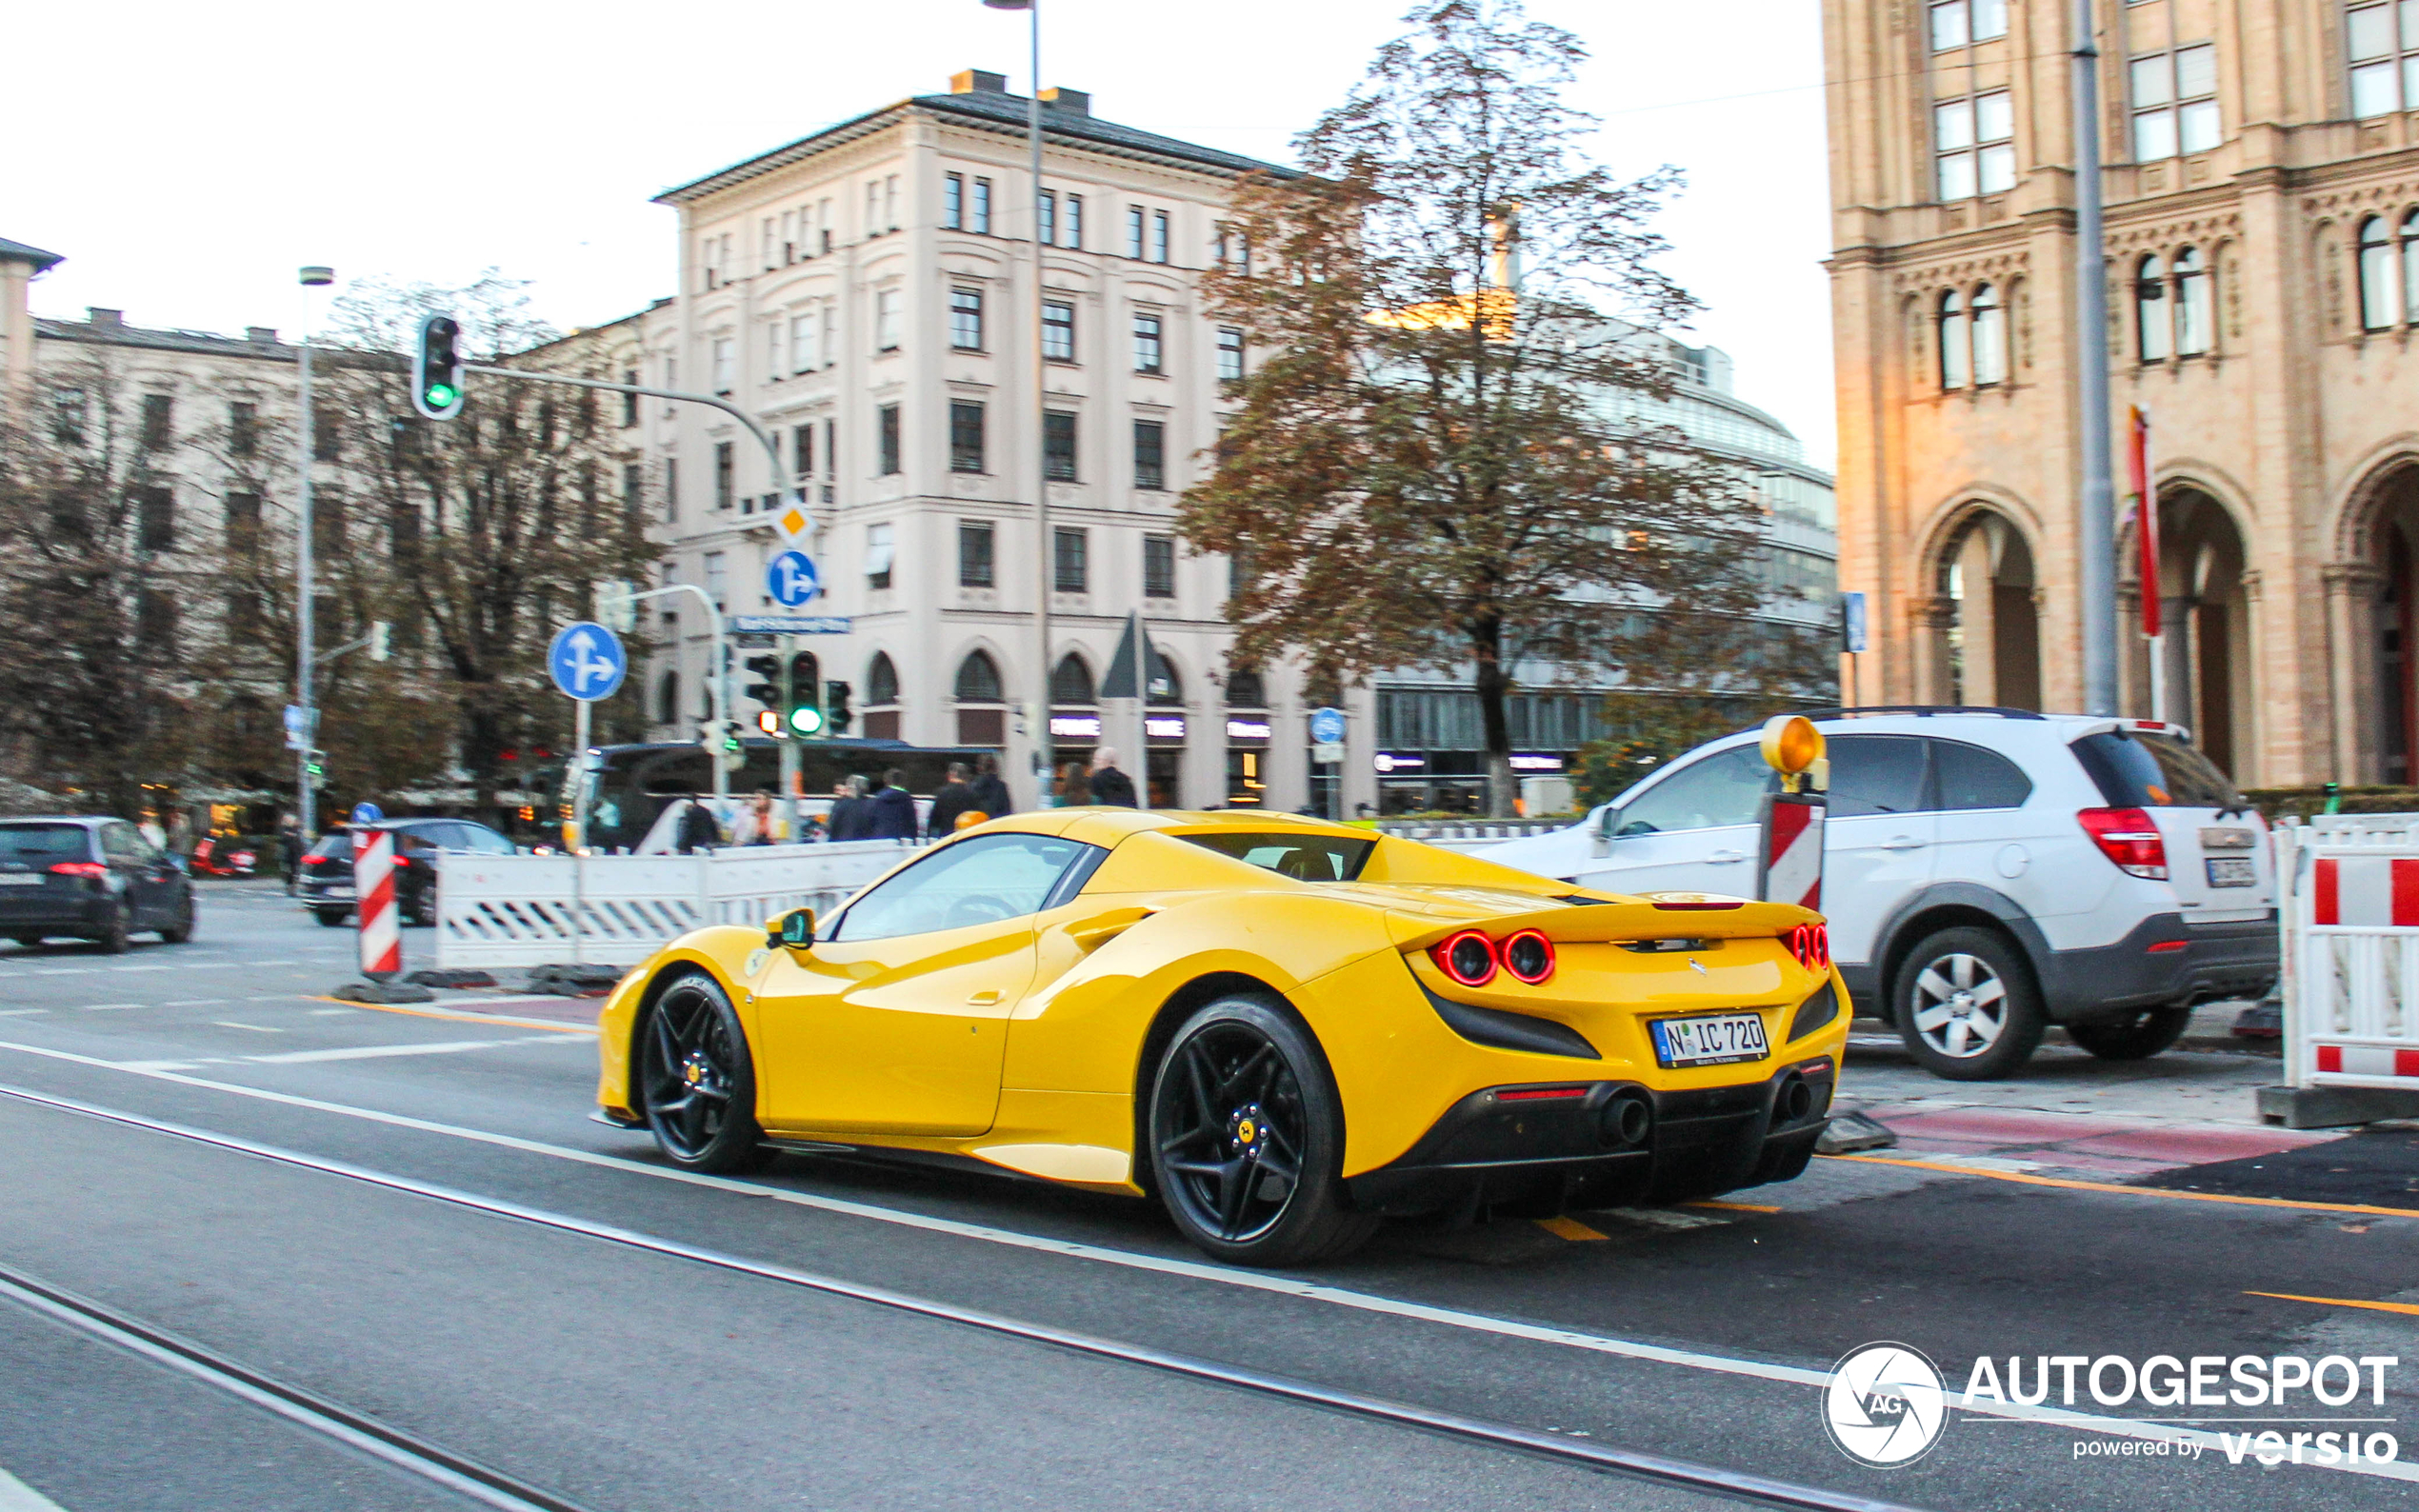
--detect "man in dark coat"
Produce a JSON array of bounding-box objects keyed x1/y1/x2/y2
[
  {"x1": 867, "y1": 768, "x2": 917, "y2": 840},
  {"x1": 673, "y1": 794, "x2": 724, "y2": 853},
  {"x1": 925, "y1": 764, "x2": 975, "y2": 838},
  {"x1": 826, "y1": 777, "x2": 869, "y2": 843},
  {"x1": 964, "y1": 753, "x2": 1012, "y2": 821},
  {"x1": 1087, "y1": 746, "x2": 1138, "y2": 808}
]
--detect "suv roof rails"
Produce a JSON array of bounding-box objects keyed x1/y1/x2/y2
[{"x1": 1796, "y1": 705, "x2": 2049, "y2": 722}]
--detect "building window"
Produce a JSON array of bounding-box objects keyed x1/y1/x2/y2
[
  {"x1": 657, "y1": 669, "x2": 680, "y2": 726},
  {"x1": 958, "y1": 521, "x2": 995, "y2": 587},
  {"x1": 1133, "y1": 419, "x2": 1167, "y2": 490},
  {"x1": 1928, "y1": 0, "x2": 2007, "y2": 50},
  {"x1": 1151, "y1": 209, "x2": 1171, "y2": 264},
  {"x1": 225, "y1": 490, "x2": 261, "y2": 553},
  {"x1": 663, "y1": 457, "x2": 680, "y2": 521},
  {"x1": 1969, "y1": 283, "x2": 2007, "y2": 385},
  {"x1": 1938, "y1": 289, "x2": 1969, "y2": 389},
  {"x1": 2174, "y1": 248, "x2": 2212, "y2": 355},
  {"x1": 1144, "y1": 534, "x2": 1176, "y2": 598},
  {"x1": 1043, "y1": 299, "x2": 1076, "y2": 361},
  {"x1": 866, "y1": 522, "x2": 894, "y2": 589},
  {"x1": 230, "y1": 402, "x2": 257, "y2": 458},
  {"x1": 2361, "y1": 215, "x2": 2400, "y2": 330},
  {"x1": 2132, "y1": 44, "x2": 2220, "y2": 159},
  {"x1": 313, "y1": 408, "x2": 341, "y2": 463},
  {"x1": 945, "y1": 172, "x2": 964, "y2": 229},
  {"x1": 950, "y1": 400, "x2": 986, "y2": 473},
  {"x1": 140, "y1": 393, "x2": 173, "y2": 450},
  {"x1": 868, "y1": 652, "x2": 900, "y2": 707},
  {"x1": 1126, "y1": 205, "x2": 1146, "y2": 258},
  {"x1": 866, "y1": 181, "x2": 880, "y2": 237},
  {"x1": 1934, "y1": 89, "x2": 2013, "y2": 199},
  {"x1": 790, "y1": 313, "x2": 818, "y2": 373},
  {"x1": 622, "y1": 371, "x2": 640, "y2": 427},
  {"x1": 1038, "y1": 189, "x2": 1056, "y2": 248},
  {"x1": 793, "y1": 423, "x2": 814, "y2": 480},
  {"x1": 1051, "y1": 653, "x2": 1095, "y2": 704},
  {"x1": 622, "y1": 463, "x2": 643, "y2": 517},
  {"x1": 705, "y1": 550, "x2": 728, "y2": 609},
  {"x1": 1217, "y1": 327, "x2": 1245, "y2": 382},
  {"x1": 1044, "y1": 410, "x2": 1078, "y2": 481},
  {"x1": 50, "y1": 388, "x2": 85, "y2": 447},
  {"x1": 878, "y1": 404, "x2": 902, "y2": 475},
  {"x1": 1065, "y1": 193, "x2": 1083, "y2": 249},
  {"x1": 884, "y1": 174, "x2": 898, "y2": 231},
  {"x1": 1132, "y1": 313, "x2": 1164, "y2": 373},
  {"x1": 711, "y1": 337, "x2": 734, "y2": 395},
  {"x1": 2349, "y1": 3, "x2": 2419, "y2": 118},
  {"x1": 950, "y1": 287, "x2": 984, "y2": 349},
  {"x1": 137, "y1": 486, "x2": 175, "y2": 551},
  {"x1": 1054, "y1": 527, "x2": 1089, "y2": 592},
  {"x1": 714, "y1": 441, "x2": 734, "y2": 510},
  {"x1": 875, "y1": 288, "x2": 902, "y2": 351},
  {"x1": 955, "y1": 650, "x2": 1003, "y2": 702},
  {"x1": 2403, "y1": 210, "x2": 2419, "y2": 326},
  {"x1": 972, "y1": 177, "x2": 992, "y2": 234}
]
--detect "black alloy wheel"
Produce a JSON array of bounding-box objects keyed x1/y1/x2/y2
[
  {"x1": 92, "y1": 907, "x2": 130, "y2": 955},
  {"x1": 638, "y1": 972, "x2": 772, "y2": 1173},
  {"x1": 158, "y1": 894, "x2": 195, "y2": 945},
  {"x1": 1148, "y1": 996, "x2": 1376, "y2": 1266},
  {"x1": 313, "y1": 907, "x2": 350, "y2": 927},
  {"x1": 2066, "y1": 1005, "x2": 2193, "y2": 1061}
]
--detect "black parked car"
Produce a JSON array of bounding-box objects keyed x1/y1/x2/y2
[
  {"x1": 298, "y1": 818, "x2": 516, "y2": 927},
  {"x1": 0, "y1": 816, "x2": 196, "y2": 952}
]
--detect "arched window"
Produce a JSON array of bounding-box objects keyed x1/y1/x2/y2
[
  {"x1": 1937, "y1": 289, "x2": 1969, "y2": 389},
  {"x1": 2402, "y1": 211, "x2": 2419, "y2": 328},
  {"x1": 656, "y1": 669, "x2": 679, "y2": 726},
  {"x1": 2360, "y1": 215, "x2": 2399, "y2": 330},
  {"x1": 2173, "y1": 248, "x2": 2211, "y2": 355},
  {"x1": 867, "y1": 651, "x2": 899, "y2": 706},
  {"x1": 1050, "y1": 653, "x2": 1094, "y2": 705},
  {"x1": 1224, "y1": 665, "x2": 1267, "y2": 707},
  {"x1": 1969, "y1": 283, "x2": 2007, "y2": 386},
  {"x1": 2136, "y1": 254, "x2": 2171, "y2": 361},
  {"x1": 1147, "y1": 648, "x2": 1182, "y2": 706},
  {"x1": 952, "y1": 650, "x2": 1001, "y2": 703}
]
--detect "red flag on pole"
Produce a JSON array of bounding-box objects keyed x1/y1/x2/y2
[{"x1": 2129, "y1": 407, "x2": 2158, "y2": 638}]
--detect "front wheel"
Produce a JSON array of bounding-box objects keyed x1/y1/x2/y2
[
  {"x1": 637, "y1": 972, "x2": 772, "y2": 1173},
  {"x1": 2067, "y1": 1005, "x2": 2192, "y2": 1061},
  {"x1": 313, "y1": 907, "x2": 350, "y2": 927},
  {"x1": 1147, "y1": 996, "x2": 1376, "y2": 1267},
  {"x1": 92, "y1": 908, "x2": 130, "y2": 954},
  {"x1": 1892, "y1": 926, "x2": 2045, "y2": 1081}
]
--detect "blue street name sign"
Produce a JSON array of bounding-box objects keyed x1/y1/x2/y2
[
  {"x1": 730, "y1": 615, "x2": 852, "y2": 635},
  {"x1": 549, "y1": 621, "x2": 628, "y2": 703},
  {"x1": 767, "y1": 549, "x2": 821, "y2": 607},
  {"x1": 1309, "y1": 706, "x2": 1348, "y2": 745}
]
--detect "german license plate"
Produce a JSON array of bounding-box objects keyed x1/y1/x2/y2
[
  {"x1": 2206, "y1": 856, "x2": 2256, "y2": 887},
  {"x1": 1649, "y1": 1011, "x2": 1769, "y2": 1068},
  {"x1": 0, "y1": 874, "x2": 40, "y2": 886},
  {"x1": 319, "y1": 885, "x2": 356, "y2": 900}
]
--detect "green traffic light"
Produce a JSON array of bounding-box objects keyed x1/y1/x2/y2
[
  {"x1": 425, "y1": 384, "x2": 458, "y2": 408},
  {"x1": 789, "y1": 706, "x2": 825, "y2": 736}
]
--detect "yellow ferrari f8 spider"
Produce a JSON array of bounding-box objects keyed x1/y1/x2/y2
[{"x1": 595, "y1": 808, "x2": 1848, "y2": 1265}]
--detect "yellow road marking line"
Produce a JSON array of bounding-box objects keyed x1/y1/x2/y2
[
  {"x1": 306, "y1": 997, "x2": 595, "y2": 1035},
  {"x1": 2248, "y1": 1291, "x2": 2419, "y2": 1317},
  {"x1": 1686, "y1": 1199, "x2": 1781, "y2": 1213},
  {"x1": 1535, "y1": 1215, "x2": 1609, "y2": 1242},
  {"x1": 1823, "y1": 1153, "x2": 2419, "y2": 1220}
]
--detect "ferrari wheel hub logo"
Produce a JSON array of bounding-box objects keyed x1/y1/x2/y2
[
  {"x1": 1236, "y1": 1118, "x2": 1258, "y2": 1144},
  {"x1": 685, "y1": 1062, "x2": 703, "y2": 1085},
  {"x1": 1823, "y1": 1342, "x2": 1948, "y2": 1467}
]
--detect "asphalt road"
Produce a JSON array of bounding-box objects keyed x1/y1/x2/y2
[{"x1": 0, "y1": 881, "x2": 2412, "y2": 1512}]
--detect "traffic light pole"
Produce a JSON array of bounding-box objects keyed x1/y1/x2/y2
[
  {"x1": 294, "y1": 332, "x2": 318, "y2": 838},
  {"x1": 777, "y1": 634, "x2": 801, "y2": 840}
]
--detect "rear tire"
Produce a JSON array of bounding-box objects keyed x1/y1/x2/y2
[
  {"x1": 158, "y1": 897, "x2": 195, "y2": 945},
  {"x1": 636, "y1": 971, "x2": 774, "y2": 1174},
  {"x1": 92, "y1": 909, "x2": 130, "y2": 954},
  {"x1": 1892, "y1": 926, "x2": 2044, "y2": 1081},
  {"x1": 2066, "y1": 1005, "x2": 2192, "y2": 1061},
  {"x1": 313, "y1": 907, "x2": 350, "y2": 927},
  {"x1": 1147, "y1": 995, "x2": 1377, "y2": 1267}
]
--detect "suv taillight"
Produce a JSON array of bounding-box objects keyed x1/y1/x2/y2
[
  {"x1": 2078, "y1": 807, "x2": 2168, "y2": 879},
  {"x1": 49, "y1": 862, "x2": 106, "y2": 877}
]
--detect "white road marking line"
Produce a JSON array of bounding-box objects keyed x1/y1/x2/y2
[
  {"x1": 166, "y1": 1000, "x2": 230, "y2": 1007},
  {"x1": 2, "y1": 1040, "x2": 2407, "y2": 1485},
  {"x1": 30, "y1": 970, "x2": 93, "y2": 977},
  {"x1": 0, "y1": 1011, "x2": 44, "y2": 1018},
  {"x1": 210, "y1": 1023, "x2": 282, "y2": 1034},
  {"x1": 0, "y1": 1465, "x2": 70, "y2": 1511},
  {"x1": 308, "y1": 1008, "x2": 359, "y2": 1016},
  {"x1": 246, "y1": 995, "x2": 305, "y2": 1003},
  {"x1": 241, "y1": 1038, "x2": 563, "y2": 1064},
  {"x1": 110, "y1": 965, "x2": 172, "y2": 973},
  {"x1": 80, "y1": 1004, "x2": 140, "y2": 1011}
]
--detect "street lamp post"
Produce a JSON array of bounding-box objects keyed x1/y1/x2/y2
[
  {"x1": 294, "y1": 265, "x2": 333, "y2": 837},
  {"x1": 2071, "y1": 0, "x2": 2119, "y2": 716},
  {"x1": 986, "y1": 0, "x2": 1051, "y2": 807}
]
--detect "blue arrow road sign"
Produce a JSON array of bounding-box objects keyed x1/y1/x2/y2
[
  {"x1": 549, "y1": 622, "x2": 628, "y2": 703},
  {"x1": 767, "y1": 549, "x2": 821, "y2": 607},
  {"x1": 1309, "y1": 706, "x2": 1347, "y2": 744},
  {"x1": 350, "y1": 802, "x2": 384, "y2": 825}
]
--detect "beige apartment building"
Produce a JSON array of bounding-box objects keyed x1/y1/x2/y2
[{"x1": 1825, "y1": 0, "x2": 2419, "y2": 786}]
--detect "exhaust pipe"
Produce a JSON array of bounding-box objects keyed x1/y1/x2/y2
[
  {"x1": 1598, "y1": 1089, "x2": 1653, "y2": 1149},
  {"x1": 1776, "y1": 1073, "x2": 1813, "y2": 1124}
]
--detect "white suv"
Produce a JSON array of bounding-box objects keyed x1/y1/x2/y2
[{"x1": 1478, "y1": 709, "x2": 2279, "y2": 1080}]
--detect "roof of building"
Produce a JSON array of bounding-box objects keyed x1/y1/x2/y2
[
  {"x1": 35, "y1": 312, "x2": 297, "y2": 363},
  {"x1": 655, "y1": 84, "x2": 1292, "y2": 206},
  {"x1": 0, "y1": 237, "x2": 66, "y2": 273}
]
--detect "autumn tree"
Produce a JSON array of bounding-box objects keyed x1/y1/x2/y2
[{"x1": 1182, "y1": 0, "x2": 1769, "y2": 814}]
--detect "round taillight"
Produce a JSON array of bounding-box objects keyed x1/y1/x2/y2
[
  {"x1": 1434, "y1": 929, "x2": 1498, "y2": 987},
  {"x1": 1788, "y1": 924, "x2": 1830, "y2": 971},
  {"x1": 1502, "y1": 929, "x2": 1555, "y2": 985}
]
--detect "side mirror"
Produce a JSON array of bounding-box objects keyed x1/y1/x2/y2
[
  {"x1": 1590, "y1": 806, "x2": 1618, "y2": 860},
  {"x1": 767, "y1": 906, "x2": 815, "y2": 951}
]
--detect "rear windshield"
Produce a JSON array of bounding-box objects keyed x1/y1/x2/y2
[
  {"x1": 0, "y1": 824, "x2": 90, "y2": 862},
  {"x1": 308, "y1": 833, "x2": 352, "y2": 859},
  {"x1": 2071, "y1": 730, "x2": 2241, "y2": 808},
  {"x1": 1180, "y1": 832, "x2": 1374, "y2": 882}
]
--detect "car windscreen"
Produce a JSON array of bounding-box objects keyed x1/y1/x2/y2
[
  {"x1": 2070, "y1": 729, "x2": 2241, "y2": 808},
  {"x1": 0, "y1": 824, "x2": 91, "y2": 862},
  {"x1": 308, "y1": 833, "x2": 352, "y2": 859},
  {"x1": 1178, "y1": 832, "x2": 1374, "y2": 882}
]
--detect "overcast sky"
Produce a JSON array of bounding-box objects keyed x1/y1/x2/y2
[{"x1": 11, "y1": 0, "x2": 1835, "y2": 466}]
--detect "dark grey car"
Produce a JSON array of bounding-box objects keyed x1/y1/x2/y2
[{"x1": 0, "y1": 817, "x2": 195, "y2": 952}]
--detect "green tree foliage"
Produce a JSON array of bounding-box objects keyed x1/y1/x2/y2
[{"x1": 1181, "y1": 0, "x2": 1765, "y2": 815}]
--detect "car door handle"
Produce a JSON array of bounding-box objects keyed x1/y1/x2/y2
[
  {"x1": 966, "y1": 989, "x2": 1004, "y2": 1005},
  {"x1": 1882, "y1": 837, "x2": 1926, "y2": 850},
  {"x1": 1705, "y1": 849, "x2": 1746, "y2": 864}
]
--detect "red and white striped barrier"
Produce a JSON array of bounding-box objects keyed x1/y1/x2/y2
[
  {"x1": 2279, "y1": 817, "x2": 2419, "y2": 1095},
  {"x1": 1758, "y1": 793, "x2": 1825, "y2": 912},
  {"x1": 352, "y1": 827, "x2": 401, "y2": 980}
]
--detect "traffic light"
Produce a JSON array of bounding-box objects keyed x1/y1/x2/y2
[
  {"x1": 787, "y1": 652, "x2": 824, "y2": 737},
  {"x1": 825, "y1": 680, "x2": 854, "y2": 737},
  {"x1": 743, "y1": 654, "x2": 784, "y2": 717},
  {"x1": 754, "y1": 709, "x2": 782, "y2": 736},
  {"x1": 305, "y1": 748, "x2": 328, "y2": 783},
  {"x1": 412, "y1": 314, "x2": 466, "y2": 420}
]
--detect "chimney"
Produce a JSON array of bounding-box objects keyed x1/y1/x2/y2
[
  {"x1": 247, "y1": 326, "x2": 278, "y2": 346},
  {"x1": 950, "y1": 69, "x2": 1009, "y2": 95},
  {"x1": 1040, "y1": 87, "x2": 1090, "y2": 116},
  {"x1": 87, "y1": 307, "x2": 123, "y2": 328}
]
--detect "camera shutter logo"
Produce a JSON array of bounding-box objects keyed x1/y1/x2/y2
[{"x1": 1824, "y1": 1343, "x2": 1949, "y2": 1467}]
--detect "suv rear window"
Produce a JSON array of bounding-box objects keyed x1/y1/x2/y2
[
  {"x1": 0, "y1": 824, "x2": 91, "y2": 862},
  {"x1": 2071, "y1": 730, "x2": 2240, "y2": 808},
  {"x1": 308, "y1": 833, "x2": 352, "y2": 859},
  {"x1": 1179, "y1": 832, "x2": 1374, "y2": 882}
]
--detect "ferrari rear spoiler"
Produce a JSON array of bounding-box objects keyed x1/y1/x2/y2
[{"x1": 1388, "y1": 894, "x2": 1821, "y2": 953}]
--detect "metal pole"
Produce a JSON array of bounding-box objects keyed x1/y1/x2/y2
[
  {"x1": 295, "y1": 333, "x2": 316, "y2": 838},
  {"x1": 2072, "y1": 0, "x2": 2119, "y2": 716},
  {"x1": 1026, "y1": 2, "x2": 1051, "y2": 809},
  {"x1": 623, "y1": 583, "x2": 730, "y2": 802},
  {"x1": 570, "y1": 695, "x2": 589, "y2": 965},
  {"x1": 778, "y1": 632, "x2": 801, "y2": 840}
]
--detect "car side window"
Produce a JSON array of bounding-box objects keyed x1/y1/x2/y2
[
  {"x1": 463, "y1": 825, "x2": 516, "y2": 853},
  {"x1": 1930, "y1": 739, "x2": 2033, "y2": 810},
  {"x1": 831, "y1": 833, "x2": 1088, "y2": 942},
  {"x1": 98, "y1": 824, "x2": 138, "y2": 861},
  {"x1": 1827, "y1": 735, "x2": 1930, "y2": 817},
  {"x1": 1613, "y1": 746, "x2": 1775, "y2": 836}
]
